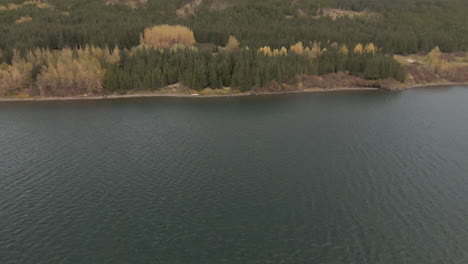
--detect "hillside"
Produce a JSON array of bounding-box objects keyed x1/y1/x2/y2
[
  {"x1": 0, "y1": 0, "x2": 467, "y2": 98},
  {"x1": 0, "y1": 0, "x2": 467, "y2": 59}
]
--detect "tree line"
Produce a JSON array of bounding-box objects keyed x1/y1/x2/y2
[{"x1": 0, "y1": 25, "x2": 406, "y2": 97}]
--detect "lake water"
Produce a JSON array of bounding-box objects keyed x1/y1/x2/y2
[{"x1": 1, "y1": 86, "x2": 468, "y2": 264}]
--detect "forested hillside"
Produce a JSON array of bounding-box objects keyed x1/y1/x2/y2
[
  {"x1": 1, "y1": 0, "x2": 467, "y2": 58},
  {"x1": 0, "y1": 0, "x2": 467, "y2": 97}
]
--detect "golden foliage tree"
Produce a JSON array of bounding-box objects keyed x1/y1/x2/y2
[
  {"x1": 353, "y1": 43, "x2": 363, "y2": 54},
  {"x1": 426, "y1": 46, "x2": 442, "y2": 62},
  {"x1": 364, "y1": 43, "x2": 377, "y2": 55},
  {"x1": 339, "y1": 44, "x2": 349, "y2": 55},
  {"x1": 0, "y1": 65, "x2": 24, "y2": 96},
  {"x1": 279, "y1": 47, "x2": 288, "y2": 56},
  {"x1": 425, "y1": 46, "x2": 451, "y2": 78},
  {"x1": 104, "y1": 46, "x2": 120, "y2": 64},
  {"x1": 258, "y1": 46, "x2": 273, "y2": 56},
  {"x1": 310, "y1": 41, "x2": 321, "y2": 58},
  {"x1": 225, "y1": 35, "x2": 240, "y2": 51},
  {"x1": 304, "y1": 47, "x2": 312, "y2": 58},
  {"x1": 0, "y1": 49, "x2": 35, "y2": 96},
  {"x1": 0, "y1": 46, "x2": 111, "y2": 97},
  {"x1": 289, "y1": 42, "x2": 304, "y2": 55},
  {"x1": 36, "y1": 48, "x2": 105, "y2": 96},
  {"x1": 140, "y1": 25, "x2": 196, "y2": 49}
]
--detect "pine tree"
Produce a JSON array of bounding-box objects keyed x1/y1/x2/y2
[
  {"x1": 364, "y1": 57, "x2": 381, "y2": 79},
  {"x1": 105, "y1": 65, "x2": 119, "y2": 92},
  {"x1": 209, "y1": 63, "x2": 219, "y2": 89},
  {"x1": 254, "y1": 68, "x2": 262, "y2": 87}
]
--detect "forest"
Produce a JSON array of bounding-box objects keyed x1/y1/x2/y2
[{"x1": 0, "y1": 0, "x2": 467, "y2": 97}]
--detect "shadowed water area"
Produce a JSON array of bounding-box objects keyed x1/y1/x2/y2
[{"x1": 1, "y1": 86, "x2": 468, "y2": 264}]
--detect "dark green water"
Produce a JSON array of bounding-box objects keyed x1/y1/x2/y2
[{"x1": 1, "y1": 86, "x2": 468, "y2": 264}]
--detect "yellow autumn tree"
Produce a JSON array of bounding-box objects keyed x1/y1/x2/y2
[
  {"x1": 279, "y1": 47, "x2": 288, "y2": 56},
  {"x1": 339, "y1": 44, "x2": 349, "y2": 55},
  {"x1": 426, "y1": 46, "x2": 442, "y2": 63},
  {"x1": 140, "y1": 25, "x2": 196, "y2": 49},
  {"x1": 364, "y1": 43, "x2": 377, "y2": 55},
  {"x1": 258, "y1": 46, "x2": 273, "y2": 56},
  {"x1": 0, "y1": 50, "x2": 34, "y2": 96},
  {"x1": 289, "y1": 42, "x2": 304, "y2": 55},
  {"x1": 225, "y1": 35, "x2": 240, "y2": 51},
  {"x1": 0, "y1": 65, "x2": 24, "y2": 96},
  {"x1": 36, "y1": 47, "x2": 105, "y2": 96},
  {"x1": 103, "y1": 46, "x2": 120, "y2": 64},
  {"x1": 257, "y1": 46, "x2": 264, "y2": 54},
  {"x1": 310, "y1": 41, "x2": 321, "y2": 58},
  {"x1": 354, "y1": 43, "x2": 363, "y2": 54},
  {"x1": 303, "y1": 47, "x2": 312, "y2": 58},
  {"x1": 425, "y1": 46, "x2": 451, "y2": 78}
]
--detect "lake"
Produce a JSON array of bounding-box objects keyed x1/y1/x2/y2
[{"x1": 1, "y1": 86, "x2": 468, "y2": 264}]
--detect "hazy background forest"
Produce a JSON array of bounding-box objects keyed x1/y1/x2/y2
[{"x1": 0, "y1": 0, "x2": 467, "y2": 97}]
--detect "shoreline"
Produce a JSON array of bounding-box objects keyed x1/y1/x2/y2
[
  {"x1": 396, "y1": 82, "x2": 468, "y2": 90},
  {"x1": 0, "y1": 83, "x2": 467, "y2": 102}
]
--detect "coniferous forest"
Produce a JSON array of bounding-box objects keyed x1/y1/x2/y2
[{"x1": 0, "y1": 0, "x2": 467, "y2": 97}]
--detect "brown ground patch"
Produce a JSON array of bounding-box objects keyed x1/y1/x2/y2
[
  {"x1": 104, "y1": 0, "x2": 147, "y2": 9},
  {"x1": 313, "y1": 8, "x2": 381, "y2": 20},
  {"x1": 395, "y1": 52, "x2": 468, "y2": 84},
  {"x1": 176, "y1": 0, "x2": 203, "y2": 19}
]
